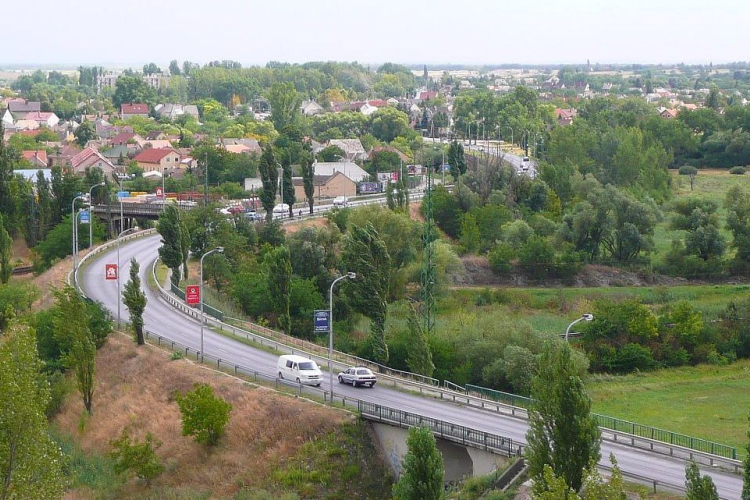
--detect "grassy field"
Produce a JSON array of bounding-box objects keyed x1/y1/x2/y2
[
  {"x1": 588, "y1": 360, "x2": 750, "y2": 450},
  {"x1": 652, "y1": 169, "x2": 750, "y2": 266}
]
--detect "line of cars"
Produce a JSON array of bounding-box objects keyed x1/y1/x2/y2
[{"x1": 276, "y1": 354, "x2": 376, "y2": 388}]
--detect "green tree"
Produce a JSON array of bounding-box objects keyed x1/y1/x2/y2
[
  {"x1": 685, "y1": 461, "x2": 719, "y2": 500},
  {"x1": 157, "y1": 205, "x2": 185, "y2": 285},
  {"x1": 447, "y1": 141, "x2": 467, "y2": 181},
  {"x1": 259, "y1": 145, "x2": 278, "y2": 222},
  {"x1": 0, "y1": 123, "x2": 16, "y2": 232},
  {"x1": 122, "y1": 258, "x2": 147, "y2": 345},
  {"x1": 460, "y1": 213, "x2": 480, "y2": 253},
  {"x1": 318, "y1": 145, "x2": 346, "y2": 162},
  {"x1": 406, "y1": 303, "x2": 435, "y2": 377},
  {"x1": 53, "y1": 286, "x2": 96, "y2": 415},
  {"x1": 526, "y1": 343, "x2": 600, "y2": 495},
  {"x1": 678, "y1": 165, "x2": 699, "y2": 191},
  {"x1": 301, "y1": 153, "x2": 315, "y2": 214},
  {"x1": 0, "y1": 215, "x2": 12, "y2": 284},
  {"x1": 0, "y1": 322, "x2": 65, "y2": 500},
  {"x1": 168, "y1": 59, "x2": 181, "y2": 76},
  {"x1": 267, "y1": 82, "x2": 301, "y2": 132},
  {"x1": 110, "y1": 429, "x2": 164, "y2": 486},
  {"x1": 282, "y1": 160, "x2": 295, "y2": 218},
  {"x1": 112, "y1": 75, "x2": 155, "y2": 108},
  {"x1": 265, "y1": 246, "x2": 292, "y2": 334},
  {"x1": 342, "y1": 222, "x2": 391, "y2": 364},
  {"x1": 74, "y1": 120, "x2": 97, "y2": 147},
  {"x1": 725, "y1": 186, "x2": 750, "y2": 267},
  {"x1": 370, "y1": 107, "x2": 411, "y2": 143},
  {"x1": 392, "y1": 426, "x2": 444, "y2": 500},
  {"x1": 175, "y1": 383, "x2": 232, "y2": 446},
  {"x1": 743, "y1": 412, "x2": 750, "y2": 500}
]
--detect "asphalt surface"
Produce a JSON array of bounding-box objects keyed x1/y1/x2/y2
[{"x1": 81, "y1": 234, "x2": 743, "y2": 499}]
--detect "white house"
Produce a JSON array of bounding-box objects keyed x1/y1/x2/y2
[
  {"x1": 300, "y1": 100, "x2": 325, "y2": 116},
  {"x1": 313, "y1": 160, "x2": 369, "y2": 183},
  {"x1": 327, "y1": 138, "x2": 367, "y2": 162}
]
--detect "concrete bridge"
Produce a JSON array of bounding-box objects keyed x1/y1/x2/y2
[{"x1": 359, "y1": 401, "x2": 518, "y2": 482}]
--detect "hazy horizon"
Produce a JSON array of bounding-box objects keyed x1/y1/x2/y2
[{"x1": 2, "y1": 0, "x2": 748, "y2": 67}]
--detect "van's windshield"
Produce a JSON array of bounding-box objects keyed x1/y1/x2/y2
[{"x1": 299, "y1": 362, "x2": 316, "y2": 370}]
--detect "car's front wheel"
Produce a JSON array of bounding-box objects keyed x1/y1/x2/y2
[{"x1": 338, "y1": 375, "x2": 344, "y2": 384}]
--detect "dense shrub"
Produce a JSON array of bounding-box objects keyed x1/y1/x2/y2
[
  {"x1": 488, "y1": 243, "x2": 514, "y2": 275},
  {"x1": 729, "y1": 166, "x2": 746, "y2": 175}
]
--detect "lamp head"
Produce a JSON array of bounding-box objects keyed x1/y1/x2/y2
[
  {"x1": 582, "y1": 313, "x2": 594, "y2": 321},
  {"x1": 347, "y1": 272, "x2": 356, "y2": 279},
  {"x1": 216, "y1": 246, "x2": 225, "y2": 253}
]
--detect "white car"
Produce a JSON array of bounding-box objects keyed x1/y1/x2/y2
[
  {"x1": 333, "y1": 196, "x2": 349, "y2": 207},
  {"x1": 338, "y1": 367, "x2": 377, "y2": 388},
  {"x1": 273, "y1": 203, "x2": 290, "y2": 214}
]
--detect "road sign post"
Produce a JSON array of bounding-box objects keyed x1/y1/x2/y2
[
  {"x1": 186, "y1": 285, "x2": 200, "y2": 306},
  {"x1": 105, "y1": 264, "x2": 118, "y2": 280},
  {"x1": 314, "y1": 310, "x2": 330, "y2": 333},
  {"x1": 80, "y1": 209, "x2": 90, "y2": 224}
]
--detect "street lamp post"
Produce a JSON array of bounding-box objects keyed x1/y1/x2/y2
[
  {"x1": 71, "y1": 194, "x2": 85, "y2": 288},
  {"x1": 328, "y1": 272, "x2": 356, "y2": 396},
  {"x1": 565, "y1": 314, "x2": 594, "y2": 342},
  {"x1": 88, "y1": 182, "x2": 105, "y2": 250},
  {"x1": 200, "y1": 247, "x2": 224, "y2": 362},
  {"x1": 117, "y1": 227, "x2": 140, "y2": 329}
]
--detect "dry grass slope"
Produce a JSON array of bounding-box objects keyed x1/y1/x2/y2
[{"x1": 56, "y1": 333, "x2": 391, "y2": 499}]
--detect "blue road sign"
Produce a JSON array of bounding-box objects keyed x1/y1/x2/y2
[
  {"x1": 80, "y1": 209, "x2": 90, "y2": 224},
  {"x1": 314, "y1": 310, "x2": 330, "y2": 333}
]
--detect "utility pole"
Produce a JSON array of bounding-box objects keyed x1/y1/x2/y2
[{"x1": 204, "y1": 152, "x2": 209, "y2": 206}]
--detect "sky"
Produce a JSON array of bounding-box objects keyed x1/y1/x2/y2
[{"x1": 2, "y1": 0, "x2": 749, "y2": 67}]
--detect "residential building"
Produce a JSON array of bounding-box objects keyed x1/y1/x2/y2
[
  {"x1": 359, "y1": 102, "x2": 378, "y2": 116},
  {"x1": 154, "y1": 103, "x2": 200, "y2": 121},
  {"x1": 222, "y1": 138, "x2": 261, "y2": 154},
  {"x1": 70, "y1": 147, "x2": 116, "y2": 176},
  {"x1": 120, "y1": 103, "x2": 150, "y2": 120},
  {"x1": 133, "y1": 147, "x2": 181, "y2": 173},
  {"x1": 660, "y1": 108, "x2": 679, "y2": 119},
  {"x1": 101, "y1": 145, "x2": 133, "y2": 166},
  {"x1": 313, "y1": 160, "x2": 369, "y2": 182},
  {"x1": 555, "y1": 108, "x2": 578, "y2": 126},
  {"x1": 2, "y1": 100, "x2": 41, "y2": 125},
  {"x1": 146, "y1": 131, "x2": 167, "y2": 141},
  {"x1": 244, "y1": 177, "x2": 263, "y2": 192},
  {"x1": 21, "y1": 150, "x2": 48, "y2": 168},
  {"x1": 96, "y1": 72, "x2": 120, "y2": 94},
  {"x1": 300, "y1": 100, "x2": 325, "y2": 116},
  {"x1": 292, "y1": 171, "x2": 357, "y2": 200},
  {"x1": 327, "y1": 139, "x2": 367, "y2": 161},
  {"x1": 368, "y1": 145, "x2": 408, "y2": 163},
  {"x1": 23, "y1": 111, "x2": 59, "y2": 128},
  {"x1": 110, "y1": 132, "x2": 145, "y2": 147},
  {"x1": 142, "y1": 139, "x2": 173, "y2": 149}
]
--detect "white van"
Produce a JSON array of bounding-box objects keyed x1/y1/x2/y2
[{"x1": 277, "y1": 355, "x2": 322, "y2": 386}]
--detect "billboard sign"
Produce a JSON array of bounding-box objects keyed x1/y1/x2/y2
[
  {"x1": 314, "y1": 310, "x2": 330, "y2": 333},
  {"x1": 80, "y1": 209, "x2": 90, "y2": 224},
  {"x1": 186, "y1": 285, "x2": 200, "y2": 306},
  {"x1": 105, "y1": 264, "x2": 118, "y2": 280}
]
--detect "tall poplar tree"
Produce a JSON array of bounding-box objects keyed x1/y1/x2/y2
[
  {"x1": 122, "y1": 258, "x2": 147, "y2": 345},
  {"x1": 526, "y1": 342, "x2": 600, "y2": 495},
  {"x1": 0, "y1": 215, "x2": 12, "y2": 284},
  {"x1": 259, "y1": 145, "x2": 278, "y2": 222},
  {"x1": 0, "y1": 322, "x2": 65, "y2": 500},
  {"x1": 302, "y1": 154, "x2": 315, "y2": 214},
  {"x1": 264, "y1": 246, "x2": 292, "y2": 334},
  {"x1": 157, "y1": 205, "x2": 184, "y2": 285},
  {"x1": 392, "y1": 426, "x2": 444, "y2": 500}
]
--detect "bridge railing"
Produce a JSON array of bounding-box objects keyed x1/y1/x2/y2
[{"x1": 358, "y1": 401, "x2": 520, "y2": 457}]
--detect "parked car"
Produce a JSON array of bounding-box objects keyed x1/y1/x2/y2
[
  {"x1": 522, "y1": 156, "x2": 530, "y2": 162},
  {"x1": 244, "y1": 211, "x2": 262, "y2": 221},
  {"x1": 277, "y1": 355, "x2": 322, "y2": 386},
  {"x1": 333, "y1": 196, "x2": 349, "y2": 207},
  {"x1": 338, "y1": 367, "x2": 377, "y2": 387},
  {"x1": 273, "y1": 203, "x2": 290, "y2": 214}
]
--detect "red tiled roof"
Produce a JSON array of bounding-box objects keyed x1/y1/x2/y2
[
  {"x1": 419, "y1": 91, "x2": 438, "y2": 100},
  {"x1": 71, "y1": 147, "x2": 110, "y2": 168},
  {"x1": 24, "y1": 111, "x2": 55, "y2": 122},
  {"x1": 368, "y1": 99, "x2": 388, "y2": 107},
  {"x1": 22, "y1": 150, "x2": 48, "y2": 165},
  {"x1": 110, "y1": 132, "x2": 137, "y2": 145},
  {"x1": 133, "y1": 148, "x2": 177, "y2": 164},
  {"x1": 120, "y1": 103, "x2": 149, "y2": 115}
]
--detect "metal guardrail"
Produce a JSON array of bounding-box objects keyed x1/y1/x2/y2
[
  {"x1": 169, "y1": 281, "x2": 224, "y2": 320},
  {"x1": 358, "y1": 401, "x2": 521, "y2": 457},
  {"x1": 464, "y1": 384, "x2": 738, "y2": 461}
]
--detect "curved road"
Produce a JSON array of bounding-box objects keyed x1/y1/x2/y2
[{"x1": 81, "y1": 234, "x2": 742, "y2": 499}]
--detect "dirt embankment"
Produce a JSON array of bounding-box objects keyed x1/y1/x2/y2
[
  {"x1": 458, "y1": 256, "x2": 690, "y2": 288},
  {"x1": 56, "y1": 333, "x2": 389, "y2": 499}
]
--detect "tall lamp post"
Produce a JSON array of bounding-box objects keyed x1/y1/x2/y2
[
  {"x1": 328, "y1": 272, "x2": 356, "y2": 395},
  {"x1": 116, "y1": 227, "x2": 140, "y2": 329},
  {"x1": 565, "y1": 314, "x2": 594, "y2": 342},
  {"x1": 200, "y1": 246, "x2": 224, "y2": 362},
  {"x1": 71, "y1": 194, "x2": 86, "y2": 288},
  {"x1": 88, "y1": 182, "x2": 105, "y2": 250}
]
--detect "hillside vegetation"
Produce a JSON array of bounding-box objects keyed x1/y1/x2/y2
[{"x1": 55, "y1": 333, "x2": 392, "y2": 499}]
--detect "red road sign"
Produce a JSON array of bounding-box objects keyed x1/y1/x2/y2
[
  {"x1": 105, "y1": 264, "x2": 118, "y2": 280},
  {"x1": 186, "y1": 285, "x2": 200, "y2": 306},
  {"x1": 156, "y1": 186, "x2": 164, "y2": 197}
]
